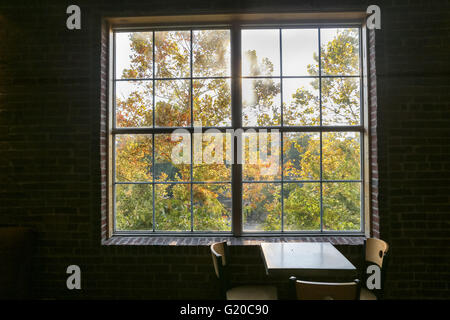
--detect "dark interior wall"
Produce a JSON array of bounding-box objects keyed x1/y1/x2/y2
[{"x1": 0, "y1": 0, "x2": 449, "y2": 299}]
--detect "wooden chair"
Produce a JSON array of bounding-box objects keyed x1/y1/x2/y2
[
  {"x1": 360, "y1": 238, "x2": 390, "y2": 300},
  {"x1": 210, "y1": 241, "x2": 277, "y2": 300},
  {"x1": 289, "y1": 276, "x2": 361, "y2": 300}
]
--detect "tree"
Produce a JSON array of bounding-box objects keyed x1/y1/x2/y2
[
  {"x1": 115, "y1": 28, "x2": 361, "y2": 232},
  {"x1": 116, "y1": 30, "x2": 232, "y2": 231},
  {"x1": 242, "y1": 50, "x2": 281, "y2": 126},
  {"x1": 263, "y1": 28, "x2": 361, "y2": 231}
]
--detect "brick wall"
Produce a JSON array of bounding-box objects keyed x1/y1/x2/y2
[
  {"x1": 375, "y1": 1, "x2": 450, "y2": 298},
  {"x1": 0, "y1": 0, "x2": 449, "y2": 299},
  {"x1": 368, "y1": 28, "x2": 380, "y2": 238}
]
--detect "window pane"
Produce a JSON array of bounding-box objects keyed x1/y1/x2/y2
[
  {"x1": 282, "y1": 29, "x2": 318, "y2": 76},
  {"x1": 242, "y1": 78, "x2": 281, "y2": 126},
  {"x1": 283, "y1": 132, "x2": 320, "y2": 181},
  {"x1": 155, "y1": 133, "x2": 190, "y2": 182},
  {"x1": 321, "y1": 77, "x2": 360, "y2": 126},
  {"x1": 320, "y1": 28, "x2": 360, "y2": 76},
  {"x1": 155, "y1": 31, "x2": 190, "y2": 78},
  {"x1": 193, "y1": 132, "x2": 231, "y2": 182},
  {"x1": 243, "y1": 131, "x2": 281, "y2": 181},
  {"x1": 193, "y1": 184, "x2": 231, "y2": 231},
  {"x1": 243, "y1": 183, "x2": 281, "y2": 231},
  {"x1": 242, "y1": 29, "x2": 280, "y2": 76},
  {"x1": 116, "y1": 134, "x2": 153, "y2": 182},
  {"x1": 155, "y1": 183, "x2": 191, "y2": 231},
  {"x1": 322, "y1": 132, "x2": 360, "y2": 180},
  {"x1": 193, "y1": 30, "x2": 231, "y2": 77},
  {"x1": 323, "y1": 182, "x2": 361, "y2": 231},
  {"x1": 193, "y1": 79, "x2": 231, "y2": 127},
  {"x1": 283, "y1": 183, "x2": 320, "y2": 231},
  {"x1": 115, "y1": 32, "x2": 153, "y2": 79},
  {"x1": 283, "y1": 78, "x2": 319, "y2": 126},
  {"x1": 115, "y1": 80, "x2": 153, "y2": 127},
  {"x1": 116, "y1": 184, "x2": 153, "y2": 231},
  {"x1": 155, "y1": 80, "x2": 190, "y2": 127}
]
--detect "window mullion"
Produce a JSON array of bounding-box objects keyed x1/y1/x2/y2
[
  {"x1": 319, "y1": 27, "x2": 324, "y2": 233},
  {"x1": 152, "y1": 31, "x2": 156, "y2": 232},
  {"x1": 190, "y1": 29, "x2": 194, "y2": 233},
  {"x1": 279, "y1": 28, "x2": 284, "y2": 233},
  {"x1": 231, "y1": 23, "x2": 242, "y2": 237}
]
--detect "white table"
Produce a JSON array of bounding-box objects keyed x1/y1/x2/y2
[{"x1": 260, "y1": 242, "x2": 357, "y2": 280}]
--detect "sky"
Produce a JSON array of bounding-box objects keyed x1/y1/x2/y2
[{"x1": 115, "y1": 28, "x2": 336, "y2": 78}]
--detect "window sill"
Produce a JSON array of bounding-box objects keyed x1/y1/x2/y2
[{"x1": 102, "y1": 235, "x2": 365, "y2": 246}]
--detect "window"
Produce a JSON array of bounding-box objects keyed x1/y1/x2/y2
[{"x1": 110, "y1": 21, "x2": 365, "y2": 236}]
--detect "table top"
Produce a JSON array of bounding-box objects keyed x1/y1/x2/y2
[{"x1": 260, "y1": 242, "x2": 356, "y2": 274}]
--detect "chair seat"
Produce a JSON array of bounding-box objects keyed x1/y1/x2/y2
[
  {"x1": 226, "y1": 285, "x2": 278, "y2": 300},
  {"x1": 360, "y1": 288, "x2": 377, "y2": 300}
]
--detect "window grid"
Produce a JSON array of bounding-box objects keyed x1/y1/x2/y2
[
  {"x1": 239, "y1": 27, "x2": 362, "y2": 233},
  {"x1": 112, "y1": 25, "x2": 364, "y2": 235},
  {"x1": 113, "y1": 28, "x2": 232, "y2": 233}
]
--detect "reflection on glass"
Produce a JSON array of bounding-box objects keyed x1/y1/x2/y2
[
  {"x1": 155, "y1": 31, "x2": 191, "y2": 78},
  {"x1": 243, "y1": 183, "x2": 281, "y2": 231},
  {"x1": 322, "y1": 132, "x2": 360, "y2": 180},
  {"x1": 282, "y1": 29, "x2": 318, "y2": 76},
  {"x1": 283, "y1": 183, "x2": 320, "y2": 231},
  {"x1": 116, "y1": 184, "x2": 153, "y2": 231},
  {"x1": 193, "y1": 30, "x2": 231, "y2": 77},
  {"x1": 193, "y1": 79, "x2": 231, "y2": 127},
  {"x1": 116, "y1": 81, "x2": 153, "y2": 127},
  {"x1": 323, "y1": 182, "x2": 361, "y2": 231},
  {"x1": 155, "y1": 183, "x2": 191, "y2": 231},
  {"x1": 283, "y1": 132, "x2": 320, "y2": 181},
  {"x1": 242, "y1": 29, "x2": 280, "y2": 77},
  {"x1": 115, "y1": 32, "x2": 153, "y2": 79},
  {"x1": 155, "y1": 80, "x2": 190, "y2": 127},
  {"x1": 193, "y1": 184, "x2": 231, "y2": 231},
  {"x1": 193, "y1": 132, "x2": 231, "y2": 182},
  {"x1": 116, "y1": 135, "x2": 153, "y2": 182},
  {"x1": 243, "y1": 131, "x2": 281, "y2": 181},
  {"x1": 320, "y1": 28, "x2": 360, "y2": 76},
  {"x1": 283, "y1": 78, "x2": 319, "y2": 126},
  {"x1": 322, "y1": 77, "x2": 360, "y2": 126},
  {"x1": 155, "y1": 133, "x2": 190, "y2": 182},
  {"x1": 242, "y1": 78, "x2": 281, "y2": 126}
]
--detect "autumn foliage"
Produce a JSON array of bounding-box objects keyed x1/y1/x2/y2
[{"x1": 114, "y1": 28, "x2": 361, "y2": 232}]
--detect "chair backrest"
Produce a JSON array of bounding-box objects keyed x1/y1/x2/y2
[
  {"x1": 211, "y1": 242, "x2": 228, "y2": 278},
  {"x1": 290, "y1": 276, "x2": 361, "y2": 300},
  {"x1": 365, "y1": 238, "x2": 389, "y2": 267},
  {"x1": 362, "y1": 238, "x2": 390, "y2": 299},
  {"x1": 210, "y1": 241, "x2": 230, "y2": 298}
]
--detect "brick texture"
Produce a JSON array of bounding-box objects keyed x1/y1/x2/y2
[{"x1": 0, "y1": 0, "x2": 449, "y2": 299}]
